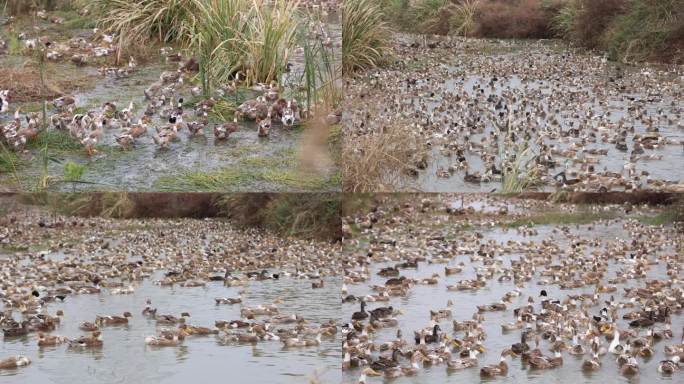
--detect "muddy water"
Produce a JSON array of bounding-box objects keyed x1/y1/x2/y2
[
  {"x1": 0, "y1": 60, "x2": 321, "y2": 192},
  {"x1": 0, "y1": 267, "x2": 341, "y2": 384},
  {"x1": 415, "y1": 67, "x2": 683, "y2": 192},
  {"x1": 342, "y1": 220, "x2": 683, "y2": 383},
  {"x1": 371, "y1": 39, "x2": 684, "y2": 192}
]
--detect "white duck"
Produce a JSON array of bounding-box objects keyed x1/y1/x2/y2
[{"x1": 609, "y1": 328, "x2": 624, "y2": 354}]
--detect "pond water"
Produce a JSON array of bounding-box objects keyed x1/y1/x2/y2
[
  {"x1": 342, "y1": 218, "x2": 683, "y2": 383},
  {"x1": 0, "y1": 261, "x2": 341, "y2": 384},
  {"x1": 344, "y1": 37, "x2": 684, "y2": 192},
  {"x1": 414, "y1": 62, "x2": 684, "y2": 192}
]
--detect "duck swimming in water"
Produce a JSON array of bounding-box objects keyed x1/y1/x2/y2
[
  {"x1": 0, "y1": 355, "x2": 30, "y2": 370},
  {"x1": 582, "y1": 337, "x2": 602, "y2": 371},
  {"x1": 37, "y1": 332, "x2": 68, "y2": 347},
  {"x1": 352, "y1": 301, "x2": 368, "y2": 320},
  {"x1": 658, "y1": 356, "x2": 680, "y2": 374},
  {"x1": 69, "y1": 331, "x2": 103, "y2": 348},
  {"x1": 609, "y1": 328, "x2": 624, "y2": 354},
  {"x1": 480, "y1": 351, "x2": 509, "y2": 377},
  {"x1": 446, "y1": 349, "x2": 479, "y2": 371},
  {"x1": 145, "y1": 334, "x2": 181, "y2": 347},
  {"x1": 95, "y1": 312, "x2": 132, "y2": 326}
]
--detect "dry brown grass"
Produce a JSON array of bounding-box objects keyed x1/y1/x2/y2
[
  {"x1": 474, "y1": 0, "x2": 552, "y2": 38},
  {"x1": 342, "y1": 123, "x2": 426, "y2": 193},
  {"x1": 0, "y1": 66, "x2": 97, "y2": 103},
  {"x1": 32, "y1": 192, "x2": 222, "y2": 218},
  {"x1": 0, "y1": 68, "x2": 63, "y2": 103}
]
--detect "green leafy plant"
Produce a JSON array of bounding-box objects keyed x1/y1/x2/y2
[{"x1": 63, "y1": 161, "x2": 85, "y2": 191}]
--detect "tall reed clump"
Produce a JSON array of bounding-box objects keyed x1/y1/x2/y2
[
  {"x1": 554, "y1": 0, "x2": 627, "y2": 49},
  {"x1": 93, "y1": 0, "x2": 200, "y2": 45},
  {"x1": 92, "y1": 0, "x2": 201, "y2": 64},
  {"x1": 244, "y1": 0, "x2": 300, "y2": 85},
  {"x1": 449, "y1": 0, "x2": 480, "y2": 37},
  {"x1": 297, "y1": 17, "x2": 341, "y2": 114},
  {"x1": 96, "y1": 0, "x2": 300, "y2": 86},
  {"x1": 342, "y1": 0, "x2": 391, "y2": 74},
  {"x1": 188, "y1": 0, "x2": 250, "y2": 96},
  {"x1": 607, "y1": 0, "x2": 684, "y2": 63},
  {"x1": 494, "y1": 113, "x2": 541, "y2": 193}
]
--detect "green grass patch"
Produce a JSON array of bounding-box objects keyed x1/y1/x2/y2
[
  {"x1": 637, "y1": 211, "x2": 683, "y2": 226},
  {"x1": 153, "y1": 167, "x2": 339, "y2": 192},
  {"x1": 0, "y1": 244, "x2": 30, "y2": 253},
  {"x1": 502, "y1": 210, "x2": 618, "y2": 228},
  {"x1": 27, "y1": 130, "x2": 82, "y2": 152},
  {"x1": 0, "y1": 148, "x2": 19, "y2": 174},
  {"x1": 154, "y1": 168, "x2": 252, "y2": 191}
]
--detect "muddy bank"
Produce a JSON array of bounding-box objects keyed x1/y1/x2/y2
[{"x1": 2, "y1": 192, "x2": 343, "y2": 241}]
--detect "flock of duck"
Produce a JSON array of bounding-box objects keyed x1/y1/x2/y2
[
  {"x1": 344, "y1": 34, "x2": 684, "y2": 192},
  {"x1": 341, "y1": 196, "x2": 683, "y2": 382},
  {"x1": 0, "y1": 66, "x2": 301, "y2": 156},
  {"x1": 0, "y1": 207, "x2": 340, "y2": 373},
  {"x1": 0, "y1": 8, "x2": 309, "y2": 157}
]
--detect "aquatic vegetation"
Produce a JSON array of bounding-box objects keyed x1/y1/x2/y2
[
  {"x1": 62, "y1": 161, "x2": 85, "y2": 191},
  {"x1": 342, "y1": 0, "x2": 390, "y2": 74},
  {"x1": 27, "y1": 130, "x2": 81, "y2": 152},
  {"x1": 153, "y1": 166, "x2": 338, "y2": 192},
  {"x1": 494, "y1": 116, "x2": 542, "y2": 193},
  {"x1": 299, "y1": 20, "x2": 341, "y2": 113},
  {"x1": 502, "y1": 210, "x2": 618, "y2": 228}
]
